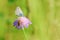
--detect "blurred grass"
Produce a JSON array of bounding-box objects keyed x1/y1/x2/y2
[{"x1": 0, "y1": 0, "x2": 60, "y2": 40}]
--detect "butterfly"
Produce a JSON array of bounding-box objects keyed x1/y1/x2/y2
[{"x1": 15, "y1": 7, "x2": 24, "y2": 17}]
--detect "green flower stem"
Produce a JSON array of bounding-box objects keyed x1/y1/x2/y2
[{"x1": 22, "y1": 28, "x2": 28, "y2": 40}]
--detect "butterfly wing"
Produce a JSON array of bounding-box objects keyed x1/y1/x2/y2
[{"x1": 15, "y1": 7, "x2": 24, "y2": 16}]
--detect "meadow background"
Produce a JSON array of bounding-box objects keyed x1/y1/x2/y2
[{"x1": 0, "y1": 0, "x2": 60, "y2": 40}]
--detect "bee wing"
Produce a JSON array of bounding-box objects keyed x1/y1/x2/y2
[{"x1": 15, "y1": 7, "x2": 24, "y2": 16}]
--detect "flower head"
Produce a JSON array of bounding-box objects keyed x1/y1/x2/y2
[{"x1": 13, "y1": 17, "x2": 32, "y2": 29}]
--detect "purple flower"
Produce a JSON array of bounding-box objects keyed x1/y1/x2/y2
[{"x1": 13, "y1": 17, "x2": 32, "y2": 29}]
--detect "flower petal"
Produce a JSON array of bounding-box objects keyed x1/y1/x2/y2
[
  {"x1": 16, "y1": 26, "x2": 21, "y2": 29},
  {"x1": 25, "y1": 24, "x2": 29, "y2": 28},
  {"x1": 13, "y1": 20, "x2": 18, "y2": 26}
]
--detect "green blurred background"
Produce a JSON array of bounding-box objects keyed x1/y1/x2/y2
[{"x1": 0, "y1": 0, "x2": 60, "y2": 40}]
